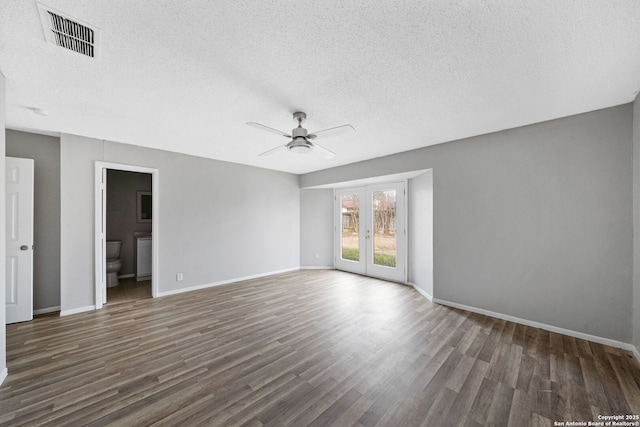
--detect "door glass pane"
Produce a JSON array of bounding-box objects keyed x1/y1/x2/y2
[
  {"x1": 341, "y1": 193, "x2": 359, "y2": 261},
  {"x1": 372, "y1": 190, "x2": 396, "y2": 267}
]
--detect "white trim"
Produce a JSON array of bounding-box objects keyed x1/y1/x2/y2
[
  {"x1": 0, "y1": 367, "x2": 7, "y2": 387},
  {"x1": 60, "y1": 305, "x2": 95, "y2": 316},
  {"x1": 432, "y1": 297, "x2": 638, "y2": 356},
  {"x1": 403, "y1": 179, "x2": 409, "y2": 285},
  {"x1": 157, "y1": 267, "x2": 300, "y2": 297},
  {"x1": 94, "y1": 164, "x2": 105, "y2": 308},
  {"x1": 633, "y1": 345, "x2": 640, "y2": 363},
  {"x1": 300, "y1": 266, "x2": 334, "y2": 270},
  {"x1": 33, "y1": 306, "x2": 60, "y2": 315},
  {"x1": 118, "y1": 273, "x2": 135, "y2": 279},
  {"x1": 94, "y1": 161, "x2": 159, "y2": 310},
  {"x1": 331, "y1": 188, "x2": 342, "y2": 269},
  {"x1": 410, "y1": 282, "x2": 433, "y2": 301}
]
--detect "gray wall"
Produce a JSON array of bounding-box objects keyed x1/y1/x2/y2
[
  {"x1": 106, "y1": 169, "x2": 152, "y2": 276},
  {"x1": 301, "y1": 105, "x2": 634, "y2": 343},
  {"x1": 60, "y1": 134, "x2": 300, "y2": 312},
  {"x1": 300, "y1": 189, "x2": 334, "y2": 268},
  {"x1": 634, "y1": 92, "x2": 640, "y2": 351},
  {"x1": 6, "y1": 130, "x2": 61, "y2": 311},
  {"x1": 408, "y1": 170, "x2": 433, "y2": 296},
  {"x1": 0, "y1": 72, "x2": 6, "y2": 381},
  {"x1": 60, "y1": 134, "x2": 102, "y2": 310}
]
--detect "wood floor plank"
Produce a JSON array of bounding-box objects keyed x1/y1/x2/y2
[
  {"x1": 441, "y1": 358, "x2": 490, "y2": 427},
  {"x1": 325, "y1": 394, "x2": 372, "y2": 427},
  {"x1": 485, "y1": 382, "x2": 514, "y2": 427},
  {"x1": 0, "y1": 270, "x2": 638, "y2": 426},
  {"x1": 516, "y1": 353, "x2": 536, "y2": 391},
  {"x1": 468, "y1": 377, "x2": 498, "y2": 425},
  {"x1": 508, "y1": 388, "x2": 532, "y2": 427},
  {"x1": 607, "y1": 352, "x2": 640, "y2": 412},
  {"x1": 262, "y1": 376, "x2": 338, "y2": 427}
]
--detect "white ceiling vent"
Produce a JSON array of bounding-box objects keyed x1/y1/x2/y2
[{"x1": 37, "y1": 3, "x2": 99, "y2": 58}]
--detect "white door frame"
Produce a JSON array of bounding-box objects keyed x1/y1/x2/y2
[
  {"x1": 334, "y1": 180, "x2": 407, "y2": 283},
  {"x1": 94, "y1": 161, "x2": 159, "y2": 309}
]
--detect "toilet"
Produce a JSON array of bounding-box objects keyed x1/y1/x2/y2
[{"x1": 105, "y1": 241, "x2": 122, "y2": 287}]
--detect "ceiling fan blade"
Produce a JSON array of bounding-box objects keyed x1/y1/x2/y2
[
  {"x1": 312, "y1": 142, "x2": 336, "y2": 159},
  {"x1": 258, "y1": 144, "x2": 287, "y2": 157},
  {"x1": 247, "y1": 122, "x2": 291, "y2": 138},
  {"x1": 308, "y1": 124, "x2": 355, "y2": 140}
]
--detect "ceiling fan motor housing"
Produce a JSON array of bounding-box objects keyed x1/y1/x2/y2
[{"x1": 291, "y1": 126, "x2": 308, "y2": 138}]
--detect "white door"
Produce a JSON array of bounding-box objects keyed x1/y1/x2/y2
[
  {"x1": 335, "y1": 182, "x2": 406, "y2": 283},
  {"x1": 5, "y1": 157, "x2": 34, "y2": 324}
]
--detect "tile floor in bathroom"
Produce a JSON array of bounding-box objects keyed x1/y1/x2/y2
[{"x1": 106, "y1": 277, "x2": 151, "y2": 304}]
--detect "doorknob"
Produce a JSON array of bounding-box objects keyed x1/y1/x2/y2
[{"x1": 20, "y1": 245, "x2": 28, "y2": 251}]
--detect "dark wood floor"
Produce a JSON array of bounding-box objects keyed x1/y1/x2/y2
[{"x1": 1, "y1": 270, "x2": 639, "y2": 426}]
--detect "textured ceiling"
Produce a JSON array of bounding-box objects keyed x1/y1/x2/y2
[{"x1": 1, "y1": 1, "x2": 640, "y2": 174}]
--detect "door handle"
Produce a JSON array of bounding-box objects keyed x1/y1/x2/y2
[{"x1": 20, "y1": 245, "x2": 28, "y2": 251}]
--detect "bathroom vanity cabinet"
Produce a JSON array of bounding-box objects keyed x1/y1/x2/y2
[{"x1": 136, "y1": 236, "x2": 152, "y2": 281}]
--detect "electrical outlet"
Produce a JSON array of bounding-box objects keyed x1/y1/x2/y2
[{"x1": 176, "y1": 273, "x2": 183, "y2": 281}]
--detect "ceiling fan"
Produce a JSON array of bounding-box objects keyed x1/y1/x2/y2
[{"x1": 247, "y1": 112, "x2": 355, "y2": 158}]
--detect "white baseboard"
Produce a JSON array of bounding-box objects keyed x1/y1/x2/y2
[
  {"x1": 118, "y1": 274, "x2": 135, "y2": 279},
  {"x1": 60, "y1": 305, "x2": 96, "y2": 317},
  {"x1": 430, "y1": 297, "x2": 638, "y2": 359},
  {"x1": 633, "y1": 345, "x2": 640, "y2": 362},
  {"x1": 300, "y1": 266, "x2": 334, "y2": 270},
  {"x1": 409, "y1": 282, "x2": 433, "y2": 301},
  {"x1": 157, "y1": 267, "x2": 301, "y2": 297},
  {"x1": 0, "y1": 367, "x2": 7, "y2": 387},
  {"x1": 33, "y1": 306, "x2": 61, "y2": 315}
]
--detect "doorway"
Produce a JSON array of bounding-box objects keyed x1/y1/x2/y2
[
  {"x1": 94, "y1": 162, "x2": 159, "y2": 309},
  {"x1": 335, "y1": 182, "x2": 406, "y2": 282}
]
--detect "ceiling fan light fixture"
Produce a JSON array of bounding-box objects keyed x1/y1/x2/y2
[
  {"x1": 288, "y1": 145, "x2": 311, "y2": 154},
  {"x1": 288, "y1": 137, "x2": 313, "y2": 154}
]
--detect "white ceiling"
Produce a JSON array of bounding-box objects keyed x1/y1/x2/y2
[{"x1": 1, "y1": 1, "x2": 640, "y2": 175}]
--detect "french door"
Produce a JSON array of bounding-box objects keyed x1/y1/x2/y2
[{"x1": 335, "y1": 182, "x2": 406, "y2": 282}]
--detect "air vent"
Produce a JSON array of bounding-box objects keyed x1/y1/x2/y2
[{"x1": 37, "y1": 3, "x2": 99, "y2": 58}]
